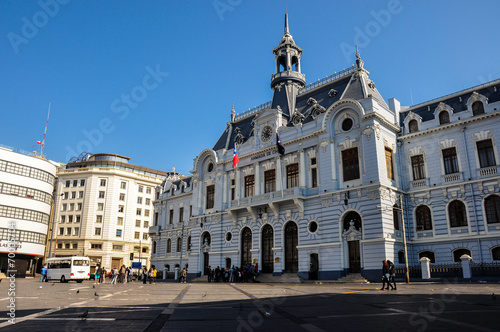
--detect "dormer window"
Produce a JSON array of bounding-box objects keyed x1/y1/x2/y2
[
  {"x1": 409, "y1": 119, "x2": 419, "y2": 133},
  {"x1": 439, "y1": 111, "x2": 450, "y2": 125},
  {"x1": 472, "y1": 101, "x2": 485, "y2": 116}
]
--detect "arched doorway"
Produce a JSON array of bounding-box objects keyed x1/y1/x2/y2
[
  {"x1": 241, "y1": 227, "x2": 252, "y2": 268},
  {"x1": 201, "y1": 232, "x2": 211, "y2": 275},
  {"x1": 261, "y1": 224, "x2": 274, "y2": 273},
  {"x1": 309, "y1": 253, "x2": 318, "y2": 280},
  {"x1": 342, "y1": 211, "x2": 362, "y2": 273},
  {"x1": 284, "y1": 222, "x2": 298, "y2": 273}
]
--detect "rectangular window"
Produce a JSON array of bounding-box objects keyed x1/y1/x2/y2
[
  {"x1": 134, "y1": 232, "x2": 140, "y2": 239},
  {"x1": 96, "y1": 215, "x2": 103, "y2": 223},
  {"x1": 113, "y1": 245, "x2": 123, "y2": 250},
  {"x1": 118, "y1": 205, "x2": 124, "y2": 213},
  {"x1": 144, "y1": 209, "x2": 150, "y2": 217},
  {"x1": 311, "y1": 167, "x2": 318, "y2": 188},
  {"x1": 121, "y1": 181, "x2": 126, "y2": 189},
  {"x1": 69, "y1": 203, "x2": 74, "y2": 211},
  {"x1": 137, "y1": 197, "x2": 143, "y2": 204},
  {"x1": 286, "y1": 164, "x2": 299, "y2": 188},
  {"x1": 62, "y1": 203, "x2": 67, "y2": 211},
  {"x1": 477, "y1": 139, "x2": 496, "y2": 168},
  {"x1": 57, "y1": 243, "x2": 63, "y2": 249},
  {"x1": 143, "y1": 220, "x2": 149, "y2": 228},
  {"x1": 142, "y1": 233, "x2": 148, "y2": 240},
  {"x1": 117, "y1": 217, "x2": 123, "y2": 225},
  {"x1": 66, "y1": 227, "x2": 72, "y2": 235},
  {"x1": 64, "y1": 192, "x2": 69, "y2": 200},
  {"x1": 136, "y1": 220, "x2": 141, "y2": 227},
  {"x1": 179, "y1": 207, "x2": 184, "y2": 223},
  {"x1": 65, "y1": 180, "x2": 70, "y2": 188},
  {"x1": 100, "y1": 179, "x2": 106, "y2": 187},
  {"x1": 59, "y1": 227, "x2": 64, "y2": 235},
  {"x1": 206, "y1": 185, "x2": 215, "y2": 209},
  {"x1": 231, "y1": 179, "x2": 236, "y2": 200},
  {"x1": 411, "y1": 155, "x2": 426, "y2": 180},
  {"x1": 342, "y1": 148, "x2": 360, "y2": 181},
  {"x1": 61, "y1": 215, "x2": 66, "y2": 223},
  {"x1": 95, "y1": 228, "x2": 101, "y2": 236},
  {"x1": 74, "y1": 227, "x2": 79, "y2": 235},
  {"x1": 442, "y1": 147, "x2": 459, "y2": 174},
  {"x1": 99, "y1": 191, "x2": 105, "y2": 198},
  {"x1": 91, "y1": 243, "x2": 102, "y2": 249},
  {"x1": 79, "y1": 191, "x2": 84, "y2": 198},
  {"x1": 264, "y1": 170, "x2": 276, "y2": 193},
  {"x1": 71, "y1": 191, "x2": 76, "y2": 199},
  {"x1": 119, "y1": 193, "x2": 125, "y2": 201},
  {"x1": 73, "y1": 243, "x2": 78, "y2": 249},
  {"x1": 65, "y1": 243, "x2": 70, "y2": 249},
  {"x1": 68, "y1": 215, "x2": 73, "y2": 223},
  {"x1": 76, "y1": 215, "x2": 81, "y2": 223},
  {"x1": 116, "y1": 229, "x2": 122, "y2": 237},
  {"x1": 154, "y1": 212, "x2": 159, "y2": 226},
  {"x1": 244, "y1": 175, "x2": 255, "y2": 197},
  {"x1": 169, "y1": 209, "x2": 174, "y2": 224},
  {"x1": 77, "y1": 203, "x2": 82, "y2": 211},
  {"x1": 73, "y1": 180, "x2": 78, "y2": 187},
  {"x1": 80, "y1": 179, "x2": 85, "y2": 186},
  {"x1": 97, "y1": 203, "x2": 104, "y2": 211},
  {"x1": 146, "y1": 187, "x2": 151, "y2": 194},
  {"x1": 138, "y1": 185, "x2": 144, "y2": 193},
  {"x1": 136, "y1": 208, "x2": 142, "y2": 216},
  {"x1": 146, "y1": 198, "x2": 151, "y2": 205},
  {"x1": 385, "y1": 148, "x2": 394, "y2": 180}
]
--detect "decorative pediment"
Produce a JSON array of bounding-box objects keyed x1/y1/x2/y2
[
  {"x1": 291, "y1": 109, "x2": 305, "y2": 127},
  {"x1": 408, "y1": 146, "x2": 423, "y2": 156},
  {"x1": 310, "y1": 103, "x2": 326, "y2": 120},
  {"x1": 338, "y1": 137, "x2": 357, "y2": 150},
  {"x1": 328, "y1": 89, "x2": 338, "y2": 98},
  {"x1": 283, "y1": 154, "x2": 298, "y2": 165},
  {"x1": 473, "y1": 130, "x2": 492, "y2": 141},
  {"x1": 342, "y1": 221, "x2": 362, "y2": 241},
  {"x1": 261, "y1": 160, "x2": 275, "y2": 171},
  {"x1": 439, "y1": 138, "x2": 456, "y2": 149}
]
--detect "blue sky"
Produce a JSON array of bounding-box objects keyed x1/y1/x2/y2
[{"x1": 1, "y1": 0, "x2": 500, "y2": 175}]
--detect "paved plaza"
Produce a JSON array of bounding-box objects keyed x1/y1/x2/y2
[{"x1": 0, "y1": 278, "x2": 499, "y2": 331}]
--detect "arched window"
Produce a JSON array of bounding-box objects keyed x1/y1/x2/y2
[
  {"x1": 167, "y1": 238, "x2": 172, "y2": 253},
  {"x1": 177, "y1": 237, "x2": 182, "y2": 252},
  {"x1": 453, "y1": 248, "x2": 471, "y2": 262},
  {"x1": 416, "y1": 205, "x2": 432, "y2": 231},
  {"x1": 393, "y1": 205, "x2": 400, "y2": 231},
  {"x1": 492, "y1": 247, "x2": 500, "y2": 261},
  {"x1": 449, "y1": 200, "x2": 468, "y2": 227},
  {"x1": 419, "y1": 251, "x2": 435, "y2": 263},
  {"x1": 187, "y1": 236, "x2": 192, "y2": 250},
  {"x1": 398, "y1": 250, "x2": 406, "y2": 264},
  {"x1": 485, "y1": 195, "x2": 500, "y2": 224},
  {"x1": 439, "y1": 111, "x2": 450, "y2": 125},
  {"x1": 472, "y1": 101, "x2": 485, "y2": 116},
  {"x1": 152, "y1": 241, "x2": 157, "y2": 255},
  {"x1": 343, "y1": 211, "x2": 362, "y2": 231},
  {"x1": 202, "y1": 232, "x2": 211, "y2": 246},
  {"x1": 409, "y1": 119, "x2": 418, "y2": 133}
]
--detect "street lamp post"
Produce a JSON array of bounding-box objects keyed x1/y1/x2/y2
[
  {"x1": 179, "y1": 224, "x2": 185, "y2": 271},
  {"x1": 398, "y1": 194, "x2": 410, "y2": 284}
]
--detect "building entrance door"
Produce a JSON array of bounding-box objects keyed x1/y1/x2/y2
[
  {"x1": 241, "y1": 227, "x2": 252, "y2": 268},
  {"x1": 203, "y1": 252, "x2": 209, "y2": 275},
  {"x1": 261, "y1": 224, "x2": 274, "y2": 273},
  {"x1": 348, "y1": 241, "x2": 361, "y2": 273},
  {"x1": 309, "y1": 253, "x2": 319, "y2": 280},
  {"x1": 284, "y1": 222, "x2": 298, "y2": 273}
]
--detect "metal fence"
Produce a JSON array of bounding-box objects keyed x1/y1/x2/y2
[{"x1": 471, "y1": 262, "x2": 500, "y2": 277}]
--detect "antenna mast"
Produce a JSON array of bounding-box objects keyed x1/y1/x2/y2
[{"x1": 41, "y1": 103, "x2": 51, "y2": 157}]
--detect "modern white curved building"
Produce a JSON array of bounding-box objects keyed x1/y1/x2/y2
[{"x1": 0, "y1": 146, "x2": 57, "y2": 277}]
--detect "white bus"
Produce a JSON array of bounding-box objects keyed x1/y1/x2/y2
[{"x1": 45, "y1": 256, "x2": 90, "y2": 283}]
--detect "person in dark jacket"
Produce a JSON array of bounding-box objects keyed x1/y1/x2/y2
[
  {"x1": 387, "y1": 260, "x2": 397, "y2": 290},
  {"x1": 380, "y1": 260, "x2": 394, "y2": 290}
]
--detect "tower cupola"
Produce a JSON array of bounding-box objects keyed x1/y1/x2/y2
[{"x1": 270, "y1": 14, "x2": 306, "y2": 117}]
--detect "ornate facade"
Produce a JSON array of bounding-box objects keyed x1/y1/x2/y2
[{"x1": 150, "y1": 15, "x2": 500, "y2": 281}]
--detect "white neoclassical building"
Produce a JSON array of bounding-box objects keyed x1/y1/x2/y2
[
  {"x1": 48, "y1": 153, "x2": 170, "y2": 274},
  {"x1": 150, "y1": 15, "x2": 500, "y2": 281},
  {"x1": 0, "y1": 146, "x2": 57, "y2": 277}
]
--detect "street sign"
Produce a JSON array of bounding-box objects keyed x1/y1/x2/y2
[{"x1": 132, "y1": 262, "x2": 142, "y2": 269}]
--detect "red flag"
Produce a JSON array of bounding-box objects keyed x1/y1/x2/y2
[
  {"x1": 36, "y1": 141, "x2": 42, "y2": 145},
  {"x1": 232, "y1": 147, "x2": 240, "y2": 168}
]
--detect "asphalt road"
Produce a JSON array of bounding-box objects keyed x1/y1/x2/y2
[{"x1": 0, "y1": 278, "x2": 499, "y2": 331}]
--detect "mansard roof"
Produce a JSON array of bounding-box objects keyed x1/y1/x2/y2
[{"x1": 400, "y1": 79, "x2": 500, "y2": 123}]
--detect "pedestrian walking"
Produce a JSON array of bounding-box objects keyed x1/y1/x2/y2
[
  {"x1": 94, "y1": 264, "x2": 101, "y2": 285},
  {"x1": 387, "y1": 260, "x2": 397, "y2": 290},
  {"x1": 40, "y1": 264, "x2": 47, "y2": 282},
  {"x1": 180, "y1": 267, "x2": 187, "y2": 283},
  {"x1": 142, "y1": 267, "x2": 148, "y2": 284},
  {"x1": 380, "y1": 260, "x2": 394, "y2": 290},
  {"x1": 111, "y1": 267, "x2": 118, "y2": 284}
]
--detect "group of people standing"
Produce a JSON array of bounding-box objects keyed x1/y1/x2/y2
[
  {"x1": 141, "y1": 265, "x2": 158, "y2": 284},
  {"x1": 93, "y1": 264, "x2": 134, "y2": 284},
  {"x1": 207, "y1": 264, "x2": 258, "y2": 283}
]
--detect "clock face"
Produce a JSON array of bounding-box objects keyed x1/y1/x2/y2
[{"x1": 261, "y1": 125, "x2": 273, "y2": 142}]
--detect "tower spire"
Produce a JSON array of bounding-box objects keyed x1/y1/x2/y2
[{"x1": 284, "y1": 13, "x2": 289, "y2": 35}]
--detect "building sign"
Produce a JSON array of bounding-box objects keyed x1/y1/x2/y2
[
  {"x1": 274, "y1": 257, "x2": 281, "y2": 263},
  {"x1": 250, "y1": 149, "x2": 279, "y2": 161},
  {"x1": 252, "y1": 258, "x2": 258, "y2": 264}
]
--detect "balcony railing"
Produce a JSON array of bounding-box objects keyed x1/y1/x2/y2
[
  {"x1": 478, "y1": 165, "x2": 499, "y2": 177},
  {"x1": 443, "y1": 172, "x2": 462, "y2": 183},
  {"x1": 229, "y1": 187, "x2": 305, "y2": 209},
  {"x1": 148, "y1": 225, "x2": 161, "y2": 234},
  {"x1": 411, "y1": 178, "x2": 429, "y2": 188}
]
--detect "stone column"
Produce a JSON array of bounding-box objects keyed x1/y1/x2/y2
[
  {"x1": 276, "y1": 156, "x2": 283, "y2": 192},
  {"x1": 460, "y1": 254, "x2": 472, "y2": 279},
  {"x1": 299, "y1": 149, "x2": 306, "y2": 188},
  {"x1": 420, "y1": 257, "x2": 431, "y2": 280},
  {"x1": 255, "y1": 162, "x2": 261, "y2": 196},
  {"x1": 222, "y1": 172, "x2": 228, "y2": 206}
]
